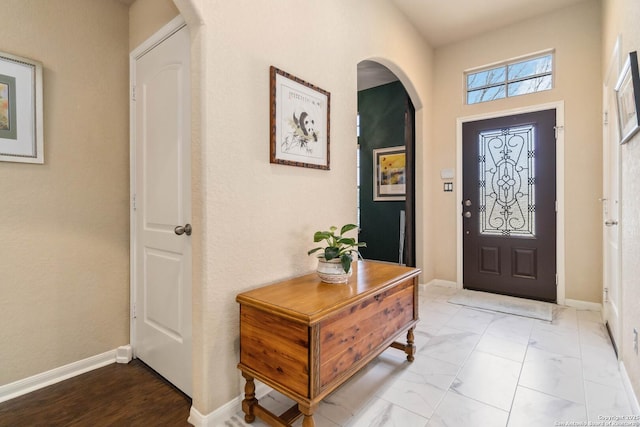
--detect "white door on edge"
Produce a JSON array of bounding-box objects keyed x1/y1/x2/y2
[
  {"x1": 602, "y1": 40, "x2": 621, "y2": 356},
  {"x1": 133, "y1": 25, "x2": 192, "y2": 396}
]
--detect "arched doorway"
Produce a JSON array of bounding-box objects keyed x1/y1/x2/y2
[{"x1": 357, "y1": 60, "x2": 416, "y2": 267}]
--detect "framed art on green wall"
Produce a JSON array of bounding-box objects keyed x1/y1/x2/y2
[
  {"x1": 0, "y1": 50, "x2": 44, "y2": 164},
  {"x1": 373, "y1": 146, "x2": 406, "y2": 201}
]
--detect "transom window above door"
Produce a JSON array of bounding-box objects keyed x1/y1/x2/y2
[{"x1": 465, "y1": 51, "x2": 554, "y2": 105}]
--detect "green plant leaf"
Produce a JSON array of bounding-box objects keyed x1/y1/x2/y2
[
  {"x1": 340, "y1": 224, "x2": 358, "y2": 235},
  {"x1": 307, "y1": 247, "x2": 323, "y2": 256},
  {"x1": 341, "y1": 253, "x2": 352, "y2": 273},
  {"x1": 337, "y1": 237, "x2": 356, "y2": 246},
  {"x1": 324, "y1": 246, "x2": 340, "y2": 260},
  {"x1": 313, "y1": 231, "x2": 331, "y2": 242}
]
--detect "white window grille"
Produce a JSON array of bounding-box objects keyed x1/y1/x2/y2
[{"x1": 466, "y1": 52, "x2": 554, "y2": 104}]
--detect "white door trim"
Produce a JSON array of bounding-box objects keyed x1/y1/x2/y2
[
  {"x1": 455, "y1": 101, "x2": 566, "y2": 304},
  {"x1": 129, "y1": 15, "x2": 187, "y2": 353}
]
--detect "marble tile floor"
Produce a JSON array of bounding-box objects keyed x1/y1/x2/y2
[{"x1": 225, "y1": 285, "x2": 636, "y2": 427}]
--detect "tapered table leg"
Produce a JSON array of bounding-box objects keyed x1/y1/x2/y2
[
  {"x1": 406, "y1": 327, "x2": 416, "y2": 362},
  {"x1": 241, "y1": 372, "x2": 258, "y2": 423},
  {"x1": 299, "y1": 403, "x2": 316, "y2": 427},
  {"x1": 302, "y1": 415, "x2": 315, "y2": 427}
]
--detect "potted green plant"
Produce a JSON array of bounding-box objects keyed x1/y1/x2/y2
[{"x1": 307, "y1": 224, "x2": 366, "y2": 283}]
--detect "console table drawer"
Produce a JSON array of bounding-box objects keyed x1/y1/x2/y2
[
  {"x1": 318, "y1": 279, "x2": 414, "y2": 388},
  {"x1": 240, "y1": 305, "x2": 310, "y2": 397}
]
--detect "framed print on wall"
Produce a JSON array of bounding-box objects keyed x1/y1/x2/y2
[
  {"x1": 270, "y1": 66, "x2": 330, "y2": 169},
  {"x1": 373, "y1": 146, "x2": 406, "y2": 201},
  {"x1": 0, "y1": 51, "x2": 44, "y2": 164},
  {"x1": 615, "y1": 51, "x2": 640, "y2": 144}
]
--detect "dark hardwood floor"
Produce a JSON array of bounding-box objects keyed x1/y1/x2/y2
[{"x1": 0, "y1": 359, "x2": 192, "y2": 426}]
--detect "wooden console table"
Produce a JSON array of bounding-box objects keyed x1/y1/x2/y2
[{"x1": 236, "y1": 260, "x2": 421, "y2": 426}]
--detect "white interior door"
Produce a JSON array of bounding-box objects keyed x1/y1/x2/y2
[
  {"x1": 602, "y1": 39, "x2": 622, "y2": 356},
  {"x1": 132, "y1": 23, "x2": 192, "y2": 396}
]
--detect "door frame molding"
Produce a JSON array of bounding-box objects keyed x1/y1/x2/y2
[
  {"x1": 455, "y1": 101, "x2": 566, "y2": 304},
  {"x1": 129, "y1": 15, "x2": 187, "y2": 353}
]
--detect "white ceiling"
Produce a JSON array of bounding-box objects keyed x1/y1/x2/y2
[
  {"x1": 390, "y1": 0, "x2": 587, "y2": 48},
  {"x1": 358, "y1": 0, "x2": 588, "y2": 90},
  {"x1": 357, "y1": 61, "x2": 401, "y2": 91}
]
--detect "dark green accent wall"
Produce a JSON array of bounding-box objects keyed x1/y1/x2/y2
[{"x1": 358, "y1": 81, "x2": 409, "y2": 263}]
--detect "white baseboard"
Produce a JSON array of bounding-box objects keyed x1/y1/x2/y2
[
  {"x1": 564, "y1": 298, "x2": 602, "y2": 312},
  {"x1": 187, "y1": 406, "x2": 207, "y2": 426},
  {"x1": 188, "y1": 381, "x2": 272, "y2": 426},
  {"x1": 620, "y1": 361, "x2": 640, "y2": 415},
  {"x1": 116, "y1": 345, "x2": 133, "y2": 364},
  {"x1": 0, "y1": 349, "x2": 119, "y2": 404}
]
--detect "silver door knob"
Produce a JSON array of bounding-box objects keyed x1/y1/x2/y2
[
  {"x1": 464, "y1": 211, "x2": 472, "y2": 218},
  {"x1": 464, "y1": 199, "x2": 472, "y2": 207},
  {"x1": 605, "y1": 220, "x2": 618, "y2": 227},
  {"x1": 174, "y1": 224, "x2": 192, "y2": 236}
]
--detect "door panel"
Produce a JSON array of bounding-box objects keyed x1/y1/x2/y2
[
  {"x1": 463, "y1": 110, "x2": 556, "y2": 302},
  {"x1": 512, "y1": 247, "x2": 536, "y2": 279},
  {"x1": 134, "y1": 25, "x2": 192, "y2": 396},
  {"x1": 603, "y1": 42, "x2": 622, "y2": 354}
]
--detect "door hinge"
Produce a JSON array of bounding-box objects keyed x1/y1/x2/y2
[
  {"x1": 554, "y1": 125, "x2": 564, "y2": 139},
  {"x1": 132, "y1": 194, "x2": 137, "y2": 211},
  {"x1": 555, "y1": 200, "x2": 558, "y2": 213},
  {"x1": 604, "y1": 111, "x2": 609, "y2": 126},
  {"x1": 555, "y1": 274, "x2": 558, "y2": 286},
  {"x1": 131, "y1": 85, "x2": 136, "y2": 101},
  {"x1": 132, "y1": 303, "x2": 137, "y2": 319},
  {"x1": 604, "y1": 287, "x2": 609, "y2": 303}
]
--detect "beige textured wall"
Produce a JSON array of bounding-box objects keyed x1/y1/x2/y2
[
  {"x1": 0, "y1": 0, "x2": 130, "y2": 385},
  {"x1": 602, "y1": 0, "x2": 640, "y2": 403},
  {"x1": 432, "y1": 0, "x2": 603, "y2": 302},
  {"x1": 168, "y1": 0, "x2": 434, "y2": 415},
  {"x1": 129, "y1": 0, "x2": 179, "y2": 51}
]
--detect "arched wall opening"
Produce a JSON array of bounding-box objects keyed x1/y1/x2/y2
[{"x1": 357, "y1": 59, "x2": 422, "y2": 268}]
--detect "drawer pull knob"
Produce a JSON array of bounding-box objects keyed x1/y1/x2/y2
[{"x1": 374, "y1": 295, "x2": 381, "y2": 301}]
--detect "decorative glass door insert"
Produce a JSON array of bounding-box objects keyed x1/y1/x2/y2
[{"x1": 478, "y1": 125, "x2": 536, "y2": 237}]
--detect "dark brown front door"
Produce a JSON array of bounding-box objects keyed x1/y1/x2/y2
[{"x1": 462, "y1": 109, "x2": 557, "y2": 302}]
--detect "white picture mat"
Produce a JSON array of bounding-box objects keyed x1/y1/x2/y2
[
  {"x1": 273, "y1": 73, "x2": 328, "y2": 166},
  {"x1": 0, "y1": 52, "x2": 44, "y2": 163}
]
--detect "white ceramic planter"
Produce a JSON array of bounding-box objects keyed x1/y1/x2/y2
[{"x1": 316, "y1": 258, "x2": 352, "y2": 284}]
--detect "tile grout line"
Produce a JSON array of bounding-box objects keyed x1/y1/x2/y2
[
  {"x1": 577, "y1": 311, "x2": 591, "y2": 423},
  {"x1": 504, "y1": 315, "x2": 535, "y2": 427}
]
